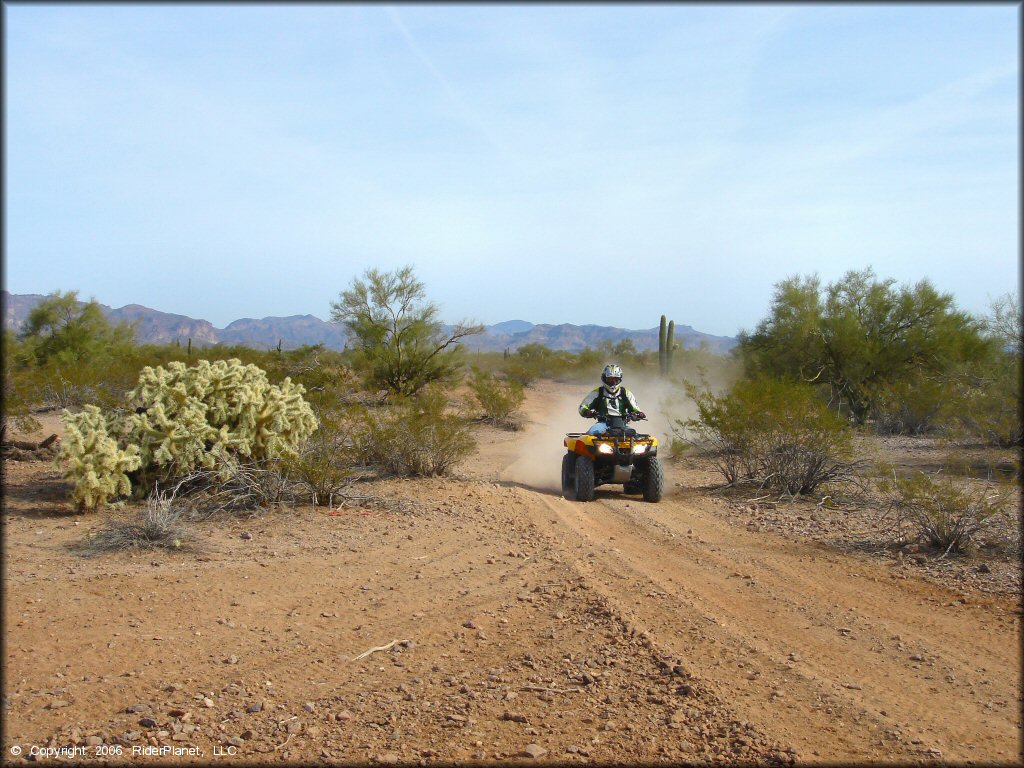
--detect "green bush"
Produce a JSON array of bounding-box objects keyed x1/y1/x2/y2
[
  {"x1": 502, "y1": 344, "x2": 560, "y2": 386},
  {"x1": 877, "y1": 469, "x2": 1014, "y2": 555},
  {"x1": 870, "y1": 373, "x2": 957, "y2": 436},
  {"x1": 2, "y1": 331, "x2": 43, "y2": 439},
  {"x1": 468, "y1": 367, "x2": 525, "y2": 429},
  {"x1": 350, "y1": 386, "x2": 475, "y2": 476},
  {"x1": 950, "y1": 358, "x2": 1022, "y2": 448},
  {"x1": 676, "y1": 376, "x2": 856, "y2": 495},
  {"x1": 17, "y1": 290, "x2": 136, "y2": 367},
  {"x1": 281, "y1": 421, "x2": 359, "y2": 506}
]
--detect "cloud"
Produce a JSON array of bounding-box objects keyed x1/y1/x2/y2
[{"x1": 384, "y1": 6, "x2": 509, "y2": 157}]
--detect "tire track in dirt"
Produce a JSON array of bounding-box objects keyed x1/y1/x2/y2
[
  {"x1": 489, "y1": 382, "x2": 1022, "y2": 763},
  {"x1": 529, "y1": 491, "x2": 1021, "y2": 761}
]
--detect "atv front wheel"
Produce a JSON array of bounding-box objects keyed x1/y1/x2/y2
[
  {"x1": 574, "y1": 455, "x2": 595, "y2": 502},
  {"x1": 561, "y1": 453, "x2": 576, "y2": 499},
  {"x1": 642, "y1": 457, "x2": 664, "y2": 502}
]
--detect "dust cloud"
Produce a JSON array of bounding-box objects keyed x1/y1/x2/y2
[
  {"x1": 499, "y1": 365, "x2": 711, "y2": 493},
  {"x1": 499, "y1": 389, "x2": 583, "y2": 494}
]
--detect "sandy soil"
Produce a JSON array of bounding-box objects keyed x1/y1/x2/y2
[{"x1": 2, "y1": 383, "x2": 1021, "y2": 764}]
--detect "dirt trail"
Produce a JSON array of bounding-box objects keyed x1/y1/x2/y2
[
  {"x1": 469, "y1": 380, "x2": 1023, "y2": 763},
  {"x1": 2, "y1": 383, "x2": 1021, "y2": 764}
]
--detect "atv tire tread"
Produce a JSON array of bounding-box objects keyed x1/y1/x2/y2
[
  {"x1": 561, "y1": 453, "x2": 576, "y2": 500},
  {"x1": 574, "y1": 455, "x2": 595, "y2": 502},
  {"x1": 642, "y1": 457, "x2": 664, "y2": 503}
]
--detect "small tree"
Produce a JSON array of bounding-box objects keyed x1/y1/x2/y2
[
  {"x1": 2, "y1": 330, "x2": 42, "y2": 440},
  {"x1": 468, "y1": 367, "x2": 525, "y2": 429},
  {"x1": 329, "y1": 266, "x2": 482, "y2": 397},
  {"x1": 950, "y1": 293, "x2": 1023, "y2": 446},
  {"x1": 17, "y1": 290, "x2": 135, "y2": 365},
  {"x1": 739, "y1": 269, "x2": 992, "y2": 424},
  {"x1": 987, "y1": 292, "x2": 1022, "y2": 355}
]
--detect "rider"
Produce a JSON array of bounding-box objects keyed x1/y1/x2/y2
[{"x1": 579, "y1": 363, "x2": 646, "y2": 435}]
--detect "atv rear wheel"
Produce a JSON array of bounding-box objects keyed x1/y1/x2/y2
[
  {"x1": 642, "y1": 457, "x2": 664, "y2": 502},
  {"x1": 561, "y1": 453, "x2": 576, "y2": 499},
  {"x1": 574, "y1": 455, "x2": 595, "y2": 502}
]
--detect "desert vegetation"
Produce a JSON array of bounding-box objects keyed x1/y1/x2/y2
[
  {"x1": 4, "y1": 271, "x2": 522, "y2": 521},
  {"x1": 675, "y1": 268, "x2": 1020, "y2": 560},
  {"x1": 3, "y1": 269, "x2": 1018, "y2": 566},
  {"x1": 3, "y1": 270, "x2": 1020, "y2": 765},
  {"x1": 676, "y1": 376, "x2": 861, "y2": 496}
]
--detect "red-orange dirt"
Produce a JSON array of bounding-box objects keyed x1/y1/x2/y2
[{"x1": 3, "y1": 382, "x2": 1021, "y2": 764}]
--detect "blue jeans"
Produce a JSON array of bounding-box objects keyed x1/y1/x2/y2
[{"x1": 587, "y1": 419, "x2": 636, "y2": 436}]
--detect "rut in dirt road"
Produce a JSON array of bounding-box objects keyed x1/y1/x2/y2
[{"x1": 488, "y1": 381, "x2": 1023, "y2": 764}]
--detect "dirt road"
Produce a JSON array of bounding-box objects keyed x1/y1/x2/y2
[{"x1": 3, "y1": 383, "x2": 1021, "y2": 763}]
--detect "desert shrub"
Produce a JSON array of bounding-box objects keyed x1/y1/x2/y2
[
  {"x1": 665, "y1": 436, "x2": 689, "y2": 462},
  {"x1": 950, "y1": 358, "x2": 1022, "y2": 448},
  {"x1": 675, "y1": 376, "x2": 857, "y2": 495},
  {"x1": 502, "y1": 344, "x2": 583, "y2": 385},
  {"x1": 74, "y1": 493, "x2": 194, "y2": 556},
  {"x1": 870, "y1": 373, "x2": 957, "y2": 435},
  {"x1": 2, "y1": 332, "x2": 43, "y2": 439},
  {"x1": 166, "y1": 451, "x2": 295, "y2": 516},
  {"x1": 877, "y1": 469, "x2": 1015, "y2": 555},
  {"x1": 269, "y1": 346, "x2": 359, "y2": 409},
  {"x1": 350, "y1": 386, "x2": 475, "y2": 476},
  {"x1": 501, "y1": 359, "x2": 541, "y2": 387},
  {"x1": 281, "y1": 423, "x2": 359, "y2": 507},
  {"x1": 3, "y1": 331, "x2": 143, "y2": 442},
  {"x1": 57, "y1": 358, "x2": 317, "y2": 511},
  {"x1": 265, "y1": 354, "x2": 366, "y2": 505},
  {"x1": 468, "y1": 367, "x2": 525, "y2": 429}
]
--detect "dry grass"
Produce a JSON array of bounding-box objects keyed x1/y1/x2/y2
[{"x1": 72, "y1": 493, "x2": 197, "y2": 556}]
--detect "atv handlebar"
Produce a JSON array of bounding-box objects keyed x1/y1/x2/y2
[{"x1": 596, "y1": 411, "x2": 646, "y2": 423}]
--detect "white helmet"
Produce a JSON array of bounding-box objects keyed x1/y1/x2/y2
[{"x1": 601, "y1": 363, "x2": 623, "y2": 393}]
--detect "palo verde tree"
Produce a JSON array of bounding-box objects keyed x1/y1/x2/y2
[
  {"x1": 17, "y1": 290, "x2": 135, "y2": 366},
  {"x1": 953, "y1": 292, "x2": 1023, "y2": 446},
  {"x1": 329, "y1": 266, "x2": 483, "y2": 397},
  {"x1": 738, "y1": 268, "x2": 992, "y2": 425}
]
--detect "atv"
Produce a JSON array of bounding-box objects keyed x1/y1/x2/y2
[{"x1": 561, "y1": 413, "x2": 663, "y2": 502}]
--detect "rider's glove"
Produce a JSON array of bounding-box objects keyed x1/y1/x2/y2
[
  {"x1": 581, "y1": 408, "x2": 596, "y2": 419},
  {"x1": 635, "y1": 411, "x2": 646, "y2": 420}
]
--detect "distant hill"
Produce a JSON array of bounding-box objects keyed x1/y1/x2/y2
[
  {"x1": 461, "y1": 321, "x2": 736, "y2": 355},
  {"x1": 106, "y1": 304, "x2": 219, "y2": 346},
  {"x1": 218, "y1": 315, "x2": 348, "y2": 350},
  {"x1": 1, "y1": 291, "x2": 735, "y2": 354}
]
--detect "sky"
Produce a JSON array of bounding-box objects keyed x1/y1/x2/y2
[{"x1": 4, "y1": 3, "x2": 1019, "y2": 337}]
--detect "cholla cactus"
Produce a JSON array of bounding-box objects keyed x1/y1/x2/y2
[
  {"x1": 59, "y1": 359, "x2": 318, "y2": 510},
  {"x1": 59, "y1": 405, "x2": 142, "y2": 512}
]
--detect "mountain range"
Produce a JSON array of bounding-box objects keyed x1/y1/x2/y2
[{"x1": 1, "y1": 291, "x2": 736, "y2": 355}]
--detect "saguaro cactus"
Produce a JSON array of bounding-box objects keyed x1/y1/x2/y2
[
  {"x1": 659, "y1": 315, "x2": 668, "y2": 376},
  {"x1": 666, "y1": 320, "x2": 675, "y2": 374}
]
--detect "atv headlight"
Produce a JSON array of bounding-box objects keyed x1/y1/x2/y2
[
  {"x1": 632, "y1": 444, "x2": 647, "y2": 454},
  {"x1": 597, "y1": 443, "x2": 614, "y2": 454}
]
